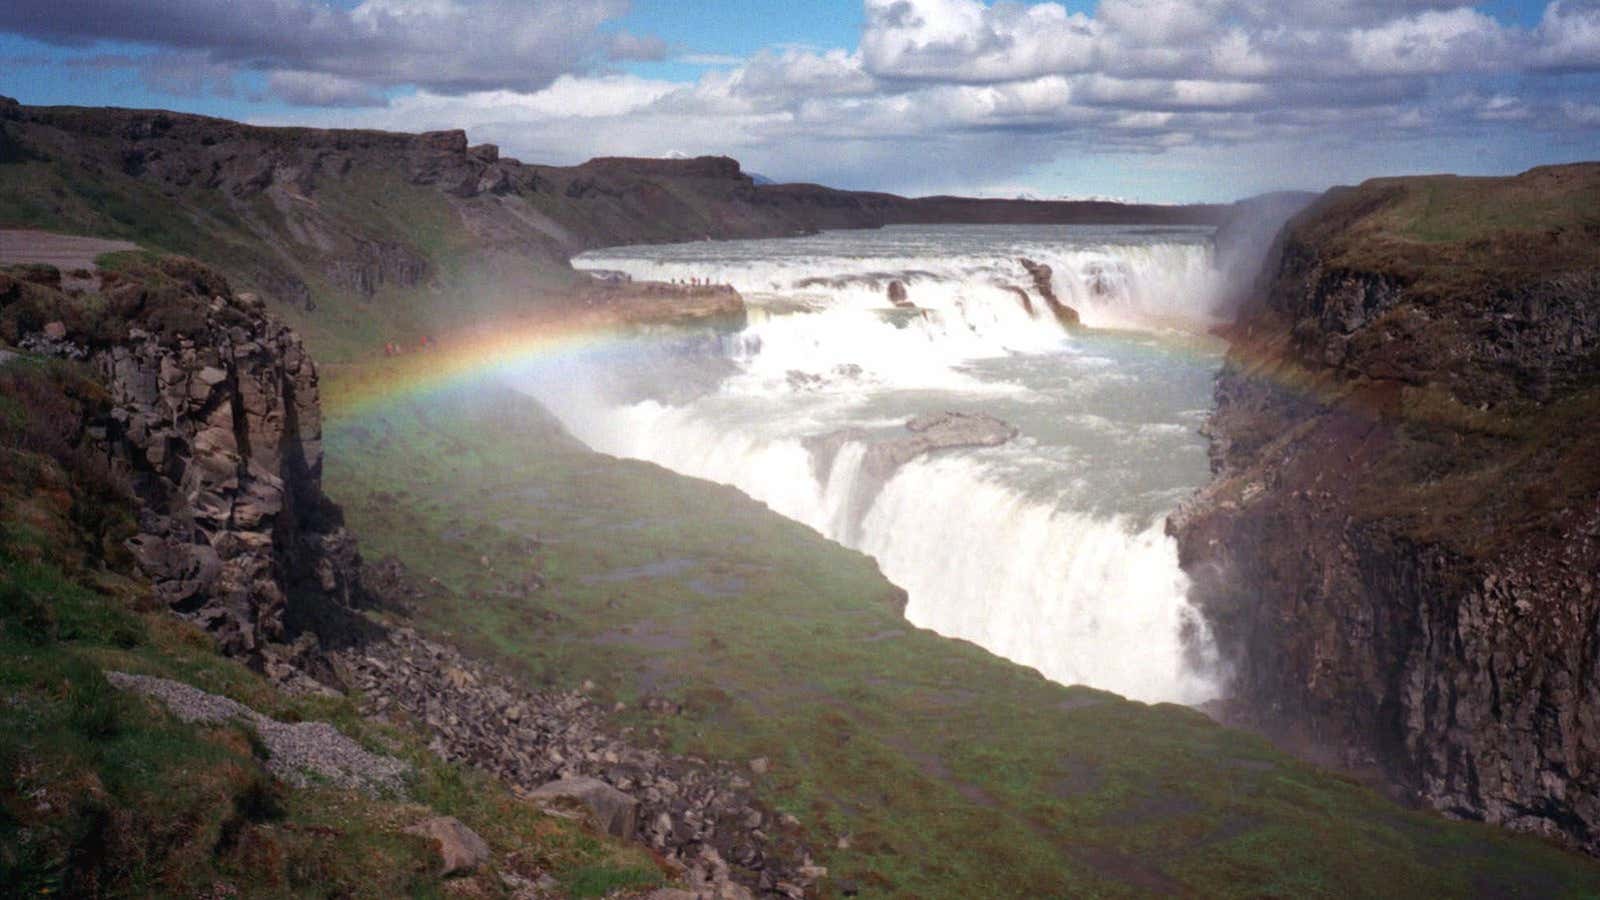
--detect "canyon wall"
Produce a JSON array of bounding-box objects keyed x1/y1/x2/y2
[
  {"x1": 1, "y1": 95, "x2": 1225, "y2": 356},
  {"x1": 1174, "y1": 164, "x2": 1600, "y2": 853},
  {"x1": 2, "y1": 257, "x2": 365, "y2": 682}
]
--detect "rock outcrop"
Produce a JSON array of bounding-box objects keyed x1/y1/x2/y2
[
  {"x1": 529, "y1": 777, "x2": 639, "y2": 840},
  {"x1": 7, "y1": 257, "x2": 366, "y2": 676},
  {"x1": 807, "y1": 412, "x2": 1019, "y2": 485},
  {"x1": 0, "y1": 96, "x2": 1228, "y2": 340},
  {"x1": 1172, "y1": 164, "x2": 1600, "y2": 854},
  {"x1": 1018, "y1": 258, "x2": 1081, "y2": 328},
  {"x1": 804, "y1": 412, "x2": 1018, "y2": 541}
]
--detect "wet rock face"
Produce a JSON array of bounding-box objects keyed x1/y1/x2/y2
[
  {"x1": 1177, "y1": 397, "x2": 1600, "y2": 854},
  {"x1": 807, "y1": 411, "x2": 1019, "y2": 483},
  {"x1": 1017, "y1": 258, "x2": 1081, "y2": 328},
  {"x1": 81, "y1": 271, "x2": 362, "y2": 665},
  {"x1": 1173, "y1": 172, "x2": 1600, "y2": 856},
  {"x1": 1267, "y1": 243, "x2": 1600, "y2": 404}
]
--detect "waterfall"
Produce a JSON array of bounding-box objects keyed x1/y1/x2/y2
[{"x1": 537, "y1": 225, "x2": 1225, "y2": 705}]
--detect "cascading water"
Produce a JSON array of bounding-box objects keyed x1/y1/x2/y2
[{"x1": 532, "y1": 224, "x2": 1227, "y2": 705}]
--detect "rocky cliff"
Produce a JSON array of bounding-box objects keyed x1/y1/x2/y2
[
  {"x1": 1, "y1": 96, "x2": 1226, "y2": 360},
  {"x1": 1173, "y1": 163, "x2": 1600, "y2": 853},
  {"x1": 2, "y1": 256, "x2": 364, "y2": 681}
]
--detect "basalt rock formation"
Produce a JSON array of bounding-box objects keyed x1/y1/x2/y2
[
  {"x1": 0, "y1": 96, "x2": 1225, "y2": 353},
  {"x1": 1, "y1": 256, "x2": 365, "y2": 679},
  {"x1": 2, "y1": 255, "x2": 829, "y2": 895},
  {"x1": 1172, "y1": 164, "x2": 1600, "y2": 854}
]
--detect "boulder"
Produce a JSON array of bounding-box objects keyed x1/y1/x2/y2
[
  {"x1": 530, "y1": 776, "x2": 639, "y2": 840},
  {"x1": 405, "y1": 816, "x2": 491, "y2": 877},
  {"x1": 1018, "y1": 257, "x2": 1081, "y2": 328}
]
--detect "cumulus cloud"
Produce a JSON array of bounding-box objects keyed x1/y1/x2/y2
[
  {"x1": 1347, "y1": 8, "x2": 1513, "y2": 75},
  {"x1": 268, "y1": 71, "x2": 389, "y2": 108},
  {"x1": 10, "y1": 0, "x2": 1600, "y2": 199},
  {"x1": 1533, "y1": 0, "x2": 1600, "y2": 68},
  {"x1": 0, "y1": 0, "x2": 636, "y2": 94},
  {"x1": 861, "y1": 0, "x2": 1102, "y2": 82}
]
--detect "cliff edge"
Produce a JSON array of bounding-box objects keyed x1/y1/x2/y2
[
  {"x1": 2, "y1": 256, "x2": 365, "y2": 680},
  {"x1": 1173, "y1": 163, "x2": 1600, "y2": 853}
]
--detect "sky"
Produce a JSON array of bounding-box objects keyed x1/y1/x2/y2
[{"x1": 2, "y1": 0, "x2": 1598, "y2": 202}]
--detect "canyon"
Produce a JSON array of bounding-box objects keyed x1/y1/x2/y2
[
  {"x1": 2, "y1": 96, "x2": 1599, "y2": 896},
  {"x1": 1172, "y1": 164, "x2": 1600, "y2": 854}
]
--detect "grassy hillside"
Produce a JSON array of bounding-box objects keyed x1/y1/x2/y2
[
  {"x1": 1275, "y1": 163, "x2": 1600, "y2": 301},
  {"x1": 0, "y1": 302, "x2": 663, "y2": 898},
  {"x1": 0, "y1": 97, "x2": 1226, "y2": 366},
  {"x1": 319, "y1": 371, "x2": 1600, "y2": 898}
]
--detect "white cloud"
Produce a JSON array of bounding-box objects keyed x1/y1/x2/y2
[
  {"x1": 1533, "y1": 0, "x2": 1600, "y2": 68},
  {"x1": 1347, "y1": 7, "x2": 1513, "y2": 75},
  {"x1": 2, "y1": 0, "x2": 640, "y2": 94},
  {"x1": 44, "y1": 0, "x2": 1599, "y2": 199},
  {"x1": 860, "y1": 0, "x2": 1102, "y2": 81},
  {"x1": 269, "y1": 71, "x2": 388, "y2": 107}
]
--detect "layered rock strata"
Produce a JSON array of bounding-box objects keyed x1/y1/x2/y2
[{"x1": 1172, "y1": 164, "x2": 1600, "y2": 854}]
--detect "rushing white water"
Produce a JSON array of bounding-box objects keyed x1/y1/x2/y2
[{"x1": 534, "y1": 224, "x2": 1227, "y2": 704}]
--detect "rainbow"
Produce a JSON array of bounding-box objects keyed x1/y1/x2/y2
[
  {"x1": 320, "y1": 300, "x2": 1426, "y2": 437},
  {"x1": 322, "y1": 313, "x2": 657, "y2": 419}
]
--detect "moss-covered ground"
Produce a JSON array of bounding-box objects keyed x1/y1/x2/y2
[
  {"x1": 0, "y1": 354, "x2": 662, "y2": 897},
  {"x1": 321, "y1": 369, "x2": 1600, "y2": 898}
]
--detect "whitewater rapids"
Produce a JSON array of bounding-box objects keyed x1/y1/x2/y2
[{"x1": 537, "y1": 224, "x2": 1227, "y2": 704}]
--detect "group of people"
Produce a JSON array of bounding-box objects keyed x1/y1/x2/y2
[
  {"x1": 383, "y1": 335, "x2": 435, "y2": 357},
  {"x1": 670, "y1": 276, "x2": 718, "y2": 287}
]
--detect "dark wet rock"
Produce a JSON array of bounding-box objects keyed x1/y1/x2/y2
[
  {"x1": 1172, "y1": 164, "x2": 1600, "y2": 856},
  {"x1": 1019, "y1": 258, "x2": 1081, "y2": 328},
  {"x1": 1001, "y1": 285, "x2": 1034, "y2": 316},
  {"x1": 323, "y1": 239, "x2": 428, "y2": 297}
]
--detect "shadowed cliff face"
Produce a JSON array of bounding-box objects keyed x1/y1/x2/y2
[
  {"x1": 1, "y1": 257, "x2": 367, "y2": 683},
  {"x1": 1173, "y1": 163, "x2": 1600, "y2": 854}
]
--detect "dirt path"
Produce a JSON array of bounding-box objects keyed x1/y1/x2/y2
[{"x1": 0, "y1": 230, "x2": 138, "y2": 289}]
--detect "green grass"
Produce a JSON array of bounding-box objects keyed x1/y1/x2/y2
[
  {"x1": 0, "y1": 356, "x2": 665, "y2": 897},
  {"x1": 1287, "y1": 165, "x2": 1600, "y2": 302},
  {"x1": 2, "y1": 126, "x2": 584, "y2": 366},
  {"x1": 563, "y1": 862, "x2": 664, "y2": 897},
  {"x1": 321, "y1": 375, "x2": 1600, "y2": 898}
]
